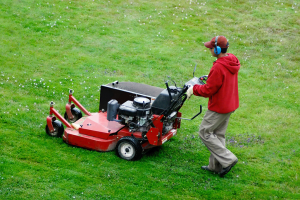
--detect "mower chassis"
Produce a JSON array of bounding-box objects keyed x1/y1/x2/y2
[{"x1": 47, "y1": 89, "x2": 182, "y2": 153}]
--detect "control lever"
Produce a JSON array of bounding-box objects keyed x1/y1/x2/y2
[
  {"x1": 193, "y1": 64, "x2": 197, "y2": 77},
  {"x1": 167, "y1": 76, "x2": 178, "y2": 89},
  {"x1": 165, "y1": 81, "x2": 173, "y2": 102},
  {"x1": 176, "y1": 105, "x2": 202, "y2": 120}
]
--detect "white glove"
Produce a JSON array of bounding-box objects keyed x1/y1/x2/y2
[{"x1": 186, "y1": 86, "x2": 194, "y2": 100}]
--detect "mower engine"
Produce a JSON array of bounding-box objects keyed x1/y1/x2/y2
[
  {"x1": 107, "y1": 97, "x2": 152, "y2": 134},
  {"x1": 106, "y1": 83, "x2": 186, "y2": 137}
]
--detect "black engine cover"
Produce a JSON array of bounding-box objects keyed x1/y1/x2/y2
[
  {"x1": 119, "y1": 98, "x2": 151, "y2": 117},
  {"x1": 118, "y1": 101, "x2": 137, "y2": 117}
]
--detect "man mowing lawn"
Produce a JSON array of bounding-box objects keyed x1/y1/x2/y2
[{"x1": 187, "y1": 35, "x2": 240, "y2": 177}]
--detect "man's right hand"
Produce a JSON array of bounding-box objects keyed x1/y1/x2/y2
[{"x1": 186, "y1": 86, "x2": 194, "y2": 100}]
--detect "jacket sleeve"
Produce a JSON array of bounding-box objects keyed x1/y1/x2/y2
[{"x1": 193, "y1": 66, "x2": 223, "y2": 97}]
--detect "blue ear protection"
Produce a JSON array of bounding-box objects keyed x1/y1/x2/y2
[{"x1": 214, "y1": 36, "x2": 221, "y2": 55}]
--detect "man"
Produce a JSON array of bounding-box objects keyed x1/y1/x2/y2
[{"x1": 186, "y1": 35, "x2": 240, "y2": 177}]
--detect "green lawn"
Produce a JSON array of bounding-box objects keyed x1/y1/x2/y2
[{"x1": 0, "y1": 0, "x2": 300, "y2": 199}]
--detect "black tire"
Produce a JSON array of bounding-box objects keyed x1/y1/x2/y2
[
  {"x1": 45, "y1": 120, "x2": 64, "y2": 137},
  {"x1": 116, "y1": 137, "x2": 143, "y2": 161},
  {"x1": 64, "y1": 108, "x2": 82, "y2": 123}
]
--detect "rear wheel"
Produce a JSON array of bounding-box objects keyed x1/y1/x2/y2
[
  {"x1": 116, "y1": 137, "x2": 143, "y2": 161},
  {"x1": 45, "y1": 120, "x2": 64, "y2": 137},
  {"x1": 64, "y1": 108, "x2": 82, "y2": 123}
]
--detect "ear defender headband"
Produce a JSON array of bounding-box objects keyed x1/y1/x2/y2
[{"x1": 214, "y1": 36, "x2": 221, "y2": 55}]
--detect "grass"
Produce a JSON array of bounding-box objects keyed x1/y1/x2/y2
[{"x1": 1, "y1": 0, "x2": 300, "y2": 199}]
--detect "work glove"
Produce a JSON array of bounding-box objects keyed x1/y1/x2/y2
[{"x1": 186, "y1": 86, "x2": 194, "y2": 100}]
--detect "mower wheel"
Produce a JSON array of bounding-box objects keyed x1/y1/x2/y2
[
  {"x1": 116, "y1": 137, "x2": 143, "y2": 161},
  {"x1": 64, "y1": 108, "x2": 82, "y2": 123},
  {"x1": 45, "y1": 120, "x2": 64, "y2": 137}
]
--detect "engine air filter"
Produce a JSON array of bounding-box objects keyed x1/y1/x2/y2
[{"x1": 133, "y1": 97, "x2": 151, "y2": 109}]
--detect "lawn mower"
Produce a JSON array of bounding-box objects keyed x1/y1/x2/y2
[{"x1": 45, "y1": 68, "x2": 207, "y2": 161}]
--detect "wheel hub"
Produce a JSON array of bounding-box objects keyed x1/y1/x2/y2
[{"x1": 120, "y1": 143, "x2": 134, "y2": 158}]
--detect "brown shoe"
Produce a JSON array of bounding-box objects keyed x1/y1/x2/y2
[{"x1": 219, "y1": 159, "x2": 238, "y2": 177}]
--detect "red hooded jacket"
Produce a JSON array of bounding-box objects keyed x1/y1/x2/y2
[{"x1": 193, "y1": 53, "x2": 240, "y2": 114}]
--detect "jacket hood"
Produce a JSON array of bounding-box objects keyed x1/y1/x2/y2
[{"x1": 215, "y1": 53, "x2": 240, "y2": 74}]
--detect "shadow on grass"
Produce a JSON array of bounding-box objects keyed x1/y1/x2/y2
[{"x1": 142, "y1": 146, "x2": 163, "y2": 160}]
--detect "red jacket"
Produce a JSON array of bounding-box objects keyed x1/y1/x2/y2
[{"x1": 193, "y1": 53, "x2": 240, "y2": 114}]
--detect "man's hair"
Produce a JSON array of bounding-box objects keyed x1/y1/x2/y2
[{"x1": 221, "y1": 48, "x2": 228, "y2": 53}]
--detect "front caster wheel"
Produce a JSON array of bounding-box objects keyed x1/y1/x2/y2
[
  {"x1": 64, "y1": 107, "x2": 82, "y2": 123},
  {"x1": 45, "y1": 120, "x2": 64, "y2": 137},
  {"x1": 116, "y1": 137, "x2": 143, "y2": 161}
]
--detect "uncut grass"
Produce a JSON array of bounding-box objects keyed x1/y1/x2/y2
[{"x1": 1, "y1": 0, "x2": 300, "y2": 199}]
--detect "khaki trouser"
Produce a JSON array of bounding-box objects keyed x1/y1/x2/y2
[{"x1": 199, "y1": 110, "x2": 237, "y2": 173}]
